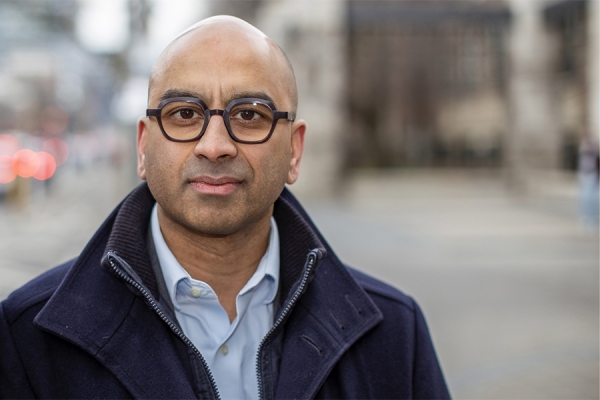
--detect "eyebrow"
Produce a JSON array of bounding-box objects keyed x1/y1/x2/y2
[
  {"x1": 158, "y1": 89, "x2": 277, "y2": 108},
  {"x1": 223, "y1": 91, "x2": 276, "y2": 106},
  {"x1": 159, "y1": 89, "x2": 203, "y2": 102}
]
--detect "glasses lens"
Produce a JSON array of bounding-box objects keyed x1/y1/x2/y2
[
  {"x1": 228, "y1": 101, "x2": 274, "y2": 142},
  {"x1": 160, "y1": 101, "x2": 205, "y2": 141}
]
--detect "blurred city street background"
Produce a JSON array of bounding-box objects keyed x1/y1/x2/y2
[{"x1": 0, "y1": 0, "x2": 599, "y2": 399}]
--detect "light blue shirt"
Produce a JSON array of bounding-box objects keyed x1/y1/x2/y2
[{"x1": 151, "y1": 204, "x2": 279, "y2": 400}]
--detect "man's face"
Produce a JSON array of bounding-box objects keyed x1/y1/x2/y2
[{"x1": 137, "y1": 25, "x2": 305, "y2": 237}]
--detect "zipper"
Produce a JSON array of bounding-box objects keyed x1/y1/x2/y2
[
  {"x1": 255, "y1": 249, "x2": 322, "y2": 400},
  {"x1": 106, "y1": 251, "x2": 221, "y2": 400}
]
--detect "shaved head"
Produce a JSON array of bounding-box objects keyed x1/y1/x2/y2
[
  {"x1": 148, "y1": 16, "x2": 298, "y2": 113},
  {"x1": 137, "y1": 14, "x2": 306, "y2": 241}
]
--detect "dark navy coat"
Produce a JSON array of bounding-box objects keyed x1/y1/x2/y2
[{"x1": 0, "y1": 184, "x2": 450, "y2": 399}]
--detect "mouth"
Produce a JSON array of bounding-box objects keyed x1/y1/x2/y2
[{"x1": 189, "y1": 176, "x2": 242, "y2": 196}]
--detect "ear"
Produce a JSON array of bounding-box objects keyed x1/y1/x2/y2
[
  {"x1": 286, "y1": 119, "x2": 306, "y2": 185},
  {"x1": 136, "y1": 117, "x2": 148, "y2": 180}
]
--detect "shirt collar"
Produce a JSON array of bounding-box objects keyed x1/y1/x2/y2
[
  {"x1": 239, "y1": 214, "x2": 280, "y2": 303},
  {"x1": 150, "y1": 203, "x2": 280, "y2": 308}
]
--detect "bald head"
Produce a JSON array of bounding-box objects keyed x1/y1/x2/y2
[{"x1": 148, "y1": 16, "x2": 298, "y2": 113}]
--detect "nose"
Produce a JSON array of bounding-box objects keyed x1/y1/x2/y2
[{"x1": 193, "y1": 113, "x2": 238, "y2": 162}]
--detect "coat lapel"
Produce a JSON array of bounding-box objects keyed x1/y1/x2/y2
[
  {"x1": 275, "y1": 256, "x2": 383, "y2": 399},
  {"x1": 33, "y1": 251, "x2": 197, "y2": 399}
]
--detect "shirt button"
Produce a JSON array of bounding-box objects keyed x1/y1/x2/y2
[
  {"x1": 219, "y1": 344, "x2": 229, "y2": 356},
  {"x1": 189, "y1": 287, "x2": 201, "y2": 298}
]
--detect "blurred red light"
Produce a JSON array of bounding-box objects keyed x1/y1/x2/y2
[
  {"x1": 41, "y1": 138, "x2": 69, "y2": 165},
  {"x1": 0, "y1": 155, "x2": 16, "y2": 184},
  {"x1": 12, "y1": 149, "x2": 40, "y2": 178},
  {"x1": 33, "y1": 152, "x2": 57, "y2": 180}
]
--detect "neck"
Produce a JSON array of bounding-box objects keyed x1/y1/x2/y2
[{"x1": 158, "y1": 206, "x2": 272, "y2": 322}]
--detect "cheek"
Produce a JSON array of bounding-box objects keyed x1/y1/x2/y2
[
  {"x1": 144, "y1": 139, "x2": 182, "y2": 188},
  {"x1": 252, "y1": 140, "x2": 291, "y2": 191}
]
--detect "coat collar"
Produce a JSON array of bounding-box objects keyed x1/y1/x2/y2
[
  {"x1": 273, "y1": 189, "x2": 384, "y2": 399},
  {"x1": 33, "y1": 183, "x2": 382, "y2": 399}
]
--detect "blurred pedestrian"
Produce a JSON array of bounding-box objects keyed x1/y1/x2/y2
[{"x1": 578, "y1": 135, "x2": 599, "y2": 231}]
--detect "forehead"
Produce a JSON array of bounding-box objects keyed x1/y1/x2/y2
[{"x1": 150, "y1": 25, "x2": 289, "y2": 108}]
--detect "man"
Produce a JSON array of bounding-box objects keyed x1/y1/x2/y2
[{"x1": 0, "y1": 16, "x2": 450, "y2": 399}]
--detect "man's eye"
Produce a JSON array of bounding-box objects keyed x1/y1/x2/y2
[
  {"x1": 237, "y1": 110, "x2": 259, "y2": 121},
  {"x1": 176, "y1": 108, "x2": 197, "y2": 119}
]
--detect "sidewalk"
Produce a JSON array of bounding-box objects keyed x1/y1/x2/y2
[{"x1": 1, "y1": 165, "x2": 598, "y2": 399}]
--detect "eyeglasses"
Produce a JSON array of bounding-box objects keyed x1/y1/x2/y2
[{"x1": 146, "y1": 97, "x2": 295, "y2": 144}]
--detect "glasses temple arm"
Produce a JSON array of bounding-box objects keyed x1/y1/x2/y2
[{"x1": 274, "y1": 111, "x2": 295, "y2": 122}]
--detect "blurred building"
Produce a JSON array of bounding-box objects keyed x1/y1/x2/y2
[
  {"x1": 347, "y1": 0, "x2": 511, "y2": 169},
  {"x1": 347, "y1": 0, "x2": 596, "y2": 174},
  {"x1": 0, "y1": 0, "x2": 119, "y2": 136},
  {"x1": 507, "y1": 0, "x2": 594, "y2": 191}
]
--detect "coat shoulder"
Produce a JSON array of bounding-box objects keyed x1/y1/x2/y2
[
  {"x1": 2, "y1": 259, "x2": 74, "y2": 324},
  {"x1": 317, "y1": 265, "x2": 451, "y2": 399},
  {"x1": 346, "y1": 265, "x2": 416, "y2": 312}
]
